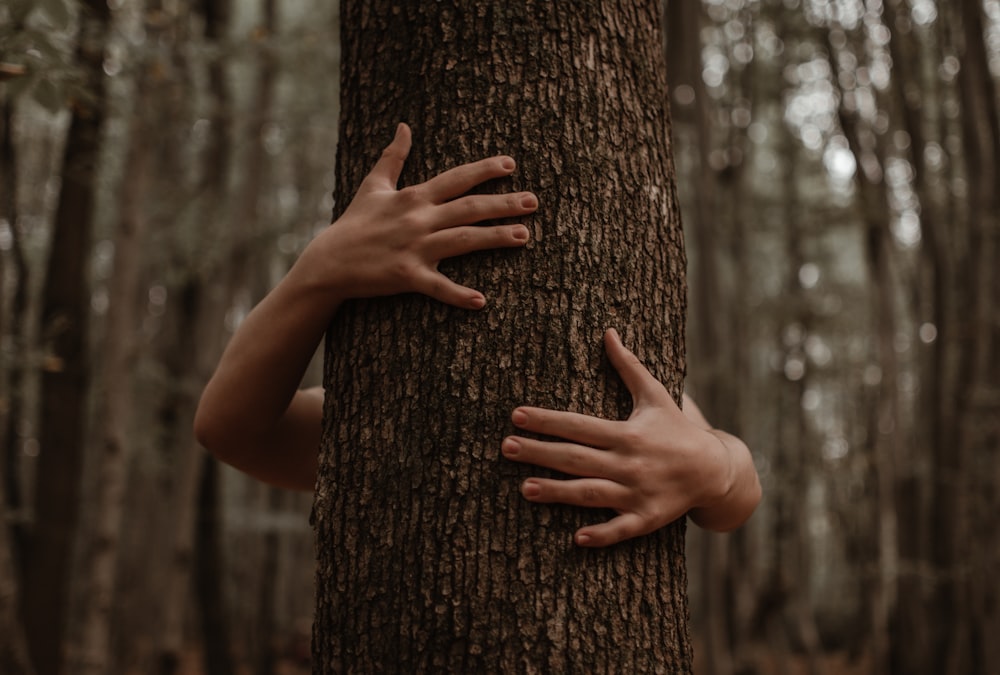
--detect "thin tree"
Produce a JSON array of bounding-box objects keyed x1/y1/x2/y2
[
  {"x1": 0, "y1": 58, "x2": 33, "y2": 675},
  {"x1": 0, "y1": 478, "x2": 32, "y2": 674},
  {"x1": 666, "y1": 3, "x2": 751, "y2": 673},
  {"x1": 156, "y1": 0, "x2": 236, "y2": 671},
  {"x1": 934, "y1": 2, "x2": 1000, "y2": 672},
  {"x1": 315, "y1": 1, "x2": 690, "y2": 671},
  {"x1": 71, "y1": 23, "x2": 161, "y2": 673},
  {"x1": 21, "y1": 2, "x2": 111, "y2": 674},
  {"x1": 1, "y1": 62, "x2": 30, "y2": 550}
]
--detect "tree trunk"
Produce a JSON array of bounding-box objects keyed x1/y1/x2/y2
[
  {"x1": 315, "y1": 1, "x2": 690, "y2": 672},
  {"x1": 254, "y1": 489, "x2": 283, "y2": 675},
  {"x1": 71, "y1": 45, "x2": 156, "y2": 675},
  {"x1": 944, "y1": 2, "x2": 1000, "y2": 672},
  {"x1": 21, "y1": 2, "x2": 111, "y2": 674},
  {"x1": 0, "y1": 477, "x2": 33, "y2": 675},
  {"x1": 665, "y1": 2, "x2": 750, "y2": 673},
  {"x1": 157, "y1": 0, "x2": 233, "y2": 670},
  {"x1": 0, "y1": 86, "x2": 34, "y2": 675},
  {"x1": 831, "y1": 25, "x2": 905, "y2": 671},
  {"x1": 1, "y1": 95, "x2": 30, "y2": 537},
  {"x1": 195, "y1": 456, "x2": 237, "y2": 675}
]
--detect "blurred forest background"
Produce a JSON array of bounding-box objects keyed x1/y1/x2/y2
[{"x1": 1, "y1": 0, "x2": 998, "y2": 674}]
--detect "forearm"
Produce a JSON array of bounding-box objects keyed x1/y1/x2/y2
[
  {"x1": 194, "y1": 250, "x2": 337, "y2": 489},
  {"x1": 195, "y1": 125, "x2": 536, "y2": 491},
  {"x1": 680, "y1": 393, "x2": 761, "y2": 531},
  {"x1": 687, "y1": 429, "x2": 761, "y2": 532}
]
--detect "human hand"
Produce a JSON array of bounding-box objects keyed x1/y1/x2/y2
[
  {"x1": 306, "y1": 122, "x2": 538, "y2": 308},
  {"x1": 501, "y1": 328, "x2": 740, "y2": 547}
]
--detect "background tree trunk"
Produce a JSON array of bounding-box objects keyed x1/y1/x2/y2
[
  {"x1": 1, "y1": 93, "x2": 30, "y2": 550},
  {"x1": 71, "y1": 35, "x2": 157, "y2": 675},
  {"x1": 194, "y1": 456, "x2": 237, "y2": 675},
  {"x1": 0, "y1": 478, "x2": 32, "y2": 675},
  {"x1": 156, "y1": 0, "x2": 234, "y2": 671},
  {"x1": 315, "y1": 1, "x2": 690, "y2": 672},
  {"x1": 665, "y1": 3, "x2": 745, "y2": 673},
  {"x1": 0, "y1": 78, "x2": 34, "y2": 675},
  {"x1": 21, "y1": 2, "x2": 111, "y2": 674},
  {"x1": 939, "y1": 2, "x2": 1000, "y2": 671}
]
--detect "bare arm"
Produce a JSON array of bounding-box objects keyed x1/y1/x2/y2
[
  {"x1": 678, "y1": 394, "x2": 761, "y2": 532},
  {"x1": 502, "y1": 328, "x2": 762, "y2": 546},
  {"x1": 195, "y1": 126, "x2": 760, "y2": 546},
  {"x1": 194, "y1": 123, "x2": 538, "y2": 489}
]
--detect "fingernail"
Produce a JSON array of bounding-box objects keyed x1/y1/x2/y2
[
  {"x1": 513, "y1": 226, "x2": 529, "y2": 241},
  {"x1": 576, "y1": 533, "x2": 591, "y2": 546},
  {"x1": 469, "y1": 295, "x2": 486, "y2": 309},
  {"x1": 511, "y1": 409, "x2": 528, "y2": 426},
  {"x1": 502, "y1": 437, "x2": 520, "y2": 456},
  {"x1": 522, "y1": 480, "x2": 541, "y2": 498},
  {"x1": 520, "y1": 194, "x2": 538, "y2": 209},
  {"x1": 501, "y1": 157, "x2": 516, "y2": 171}
]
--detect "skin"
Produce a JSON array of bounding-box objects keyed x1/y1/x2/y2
[
  {"x1": 505, "y1": 329, "x2": 760, "y2": 545},
  {"x1": 194, "y1": 123, "x2": 761, "y2": 546}
]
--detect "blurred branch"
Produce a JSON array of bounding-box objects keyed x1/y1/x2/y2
[{"x1": 0, "y1": 64, "x2": 26, "y2": 81}]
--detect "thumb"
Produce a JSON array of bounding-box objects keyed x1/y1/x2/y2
[
  {"x1": 367, "y1": 122, "x2": 412, "y2": 188},
  {"x1": 604, "y1": 328, "x2": 662, "y2": 405}
]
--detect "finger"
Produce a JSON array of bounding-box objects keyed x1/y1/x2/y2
[
  {"x1": 574, "y1": 512, "x2": 651, "y2": 547},
  {"x1": 366, "y1": 122, "x2": 412, "y2": 189},
  {"x1": 419, "y1": 155, "x2": 518, "y2": 203},
  {"x1": 501, "y1": 436, "x2": 623, "y2": 481},
  {"x1": 511, "y1": 406, "x2": 620, "y2": 448},
  {"x1": 519, "y1": 477, "x2": 631, "y2": 510},
  {"x1": 426, "y1": 224, "x2": 529, "y2": 260},
  {"x1": 603, "y1": 328, "x2": 664, "y2": 404},
  {"x1": 413, "y1": 268, "x2": 486, "y2": 310},
  {"x1": 431, "y1": 192, "x2": 538, "y2": 229}
]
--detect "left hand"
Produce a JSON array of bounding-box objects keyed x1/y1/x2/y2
[{"x1": 501, "y1": 328, "x2": 738, "y2": 547}]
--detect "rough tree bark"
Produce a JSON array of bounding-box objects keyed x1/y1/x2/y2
[{"x1": 315, "y1": 1, "x2": 690, "y2": 672}]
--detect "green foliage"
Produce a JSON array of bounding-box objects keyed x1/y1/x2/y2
[{"x1": 0, "y1": 0, "x2": 80, "y2": 113}]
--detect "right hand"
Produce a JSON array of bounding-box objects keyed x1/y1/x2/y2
[{"x1": 303, "y1": 122, "x2": 538, "y2": 309}]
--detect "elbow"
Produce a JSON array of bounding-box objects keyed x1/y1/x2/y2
[
  {"x1": 193, "y1": 404, "x2": 210, "y2": 449},
  {"x1": 690, "y1": 473, "x2": 763, "y2": 534},
  {"x1": 725, "y1": 475, "x2": 763, "y2": 532},
  {"x1": 689, "y1": 511, "x2": 743, "y2": 534},
  {"x1": 193, "y1": 397, "x2": 230, "y2": 462}
]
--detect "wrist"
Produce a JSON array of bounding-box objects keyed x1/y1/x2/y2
[
  {"x1": 699, "y1": 429, "x2": 737, "y2": 510},
  {"x1": 688, "y1": 429, "x2": 760, "y2": 532},
  {"x1": 287, "y1": 233, "x2": 350, "y2": 308}
]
